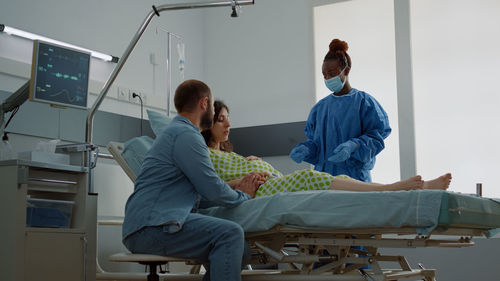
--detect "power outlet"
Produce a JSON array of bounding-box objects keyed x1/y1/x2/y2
[
  {"x1": 118, "y1": 87, "x2": 129, "y2": 101},
  {"x1": 130, "y1": 91, "x2": 148, "y2": 106},
  {"x1": 129, "y1": 91, "x2": 139, "y2": 104}
]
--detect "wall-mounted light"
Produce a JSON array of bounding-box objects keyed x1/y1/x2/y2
[{"x1": 0, "y1": 24, "x2": 119, "y2": 63}]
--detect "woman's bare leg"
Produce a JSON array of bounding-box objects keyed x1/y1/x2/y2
[
  {"x1": 329, "y1": 176, "x2": 423, "y2": 192},
  {"x1": 329, "y1": 173, "x2": 452, "y2": 192}
]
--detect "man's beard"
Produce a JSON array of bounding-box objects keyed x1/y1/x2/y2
[{"x1": 200, "y1": 107, "x2": 214, "y2": 131}]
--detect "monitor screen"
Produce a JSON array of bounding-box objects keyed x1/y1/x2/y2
[{"x1": 29, "y1": 40, "x2": 90, "y2": 109}]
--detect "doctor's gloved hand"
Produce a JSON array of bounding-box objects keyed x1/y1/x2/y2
[
  {"x1": 328, "y1": 141, "x2": 357, "y2": 163},
  {"x1": 289, "y1": 145, "x2": 310, "y2": 163}
]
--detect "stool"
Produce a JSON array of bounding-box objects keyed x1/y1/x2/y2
[{"x1": 109, "y1": 252, "x2": 195, "y2": 281}]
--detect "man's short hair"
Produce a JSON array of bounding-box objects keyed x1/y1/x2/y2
[{"x1": 174, "y1": 80, "x2": 211, "y2": 113}]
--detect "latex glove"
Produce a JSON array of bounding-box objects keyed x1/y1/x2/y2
[
  {"x1": 328, "y1": 141, "x2": 357, "y2": 163},
  {"x1": 289, "y1": 145, "x2": 309, "y2": 163}
]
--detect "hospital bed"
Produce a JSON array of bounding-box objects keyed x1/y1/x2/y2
[{"x1": 98, "y1": 137, "x2": 500, "y2": 281}]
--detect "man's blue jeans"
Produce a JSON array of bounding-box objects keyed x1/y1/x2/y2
[{"x1": 123, "y1": 213, "x2": 250, "y2": 281}]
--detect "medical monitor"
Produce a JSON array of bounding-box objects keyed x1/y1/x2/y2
[{"x1": 29, "y1": 40, "x2": 90, "y2": 109}]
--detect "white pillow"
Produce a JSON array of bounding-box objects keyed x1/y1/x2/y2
[{"x1": 147, "y1": 110, "x2": 172, "y2": 136}]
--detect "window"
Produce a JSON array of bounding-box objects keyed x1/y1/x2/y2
[{"x1": 411, "y1": 0, "x2": 500, "y2": 197}]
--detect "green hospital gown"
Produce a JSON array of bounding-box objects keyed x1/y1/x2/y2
[{"x1": 209, "y1": 148, "x2": 350, "y2": 197}]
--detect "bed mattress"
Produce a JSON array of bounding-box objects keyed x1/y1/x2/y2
[
  {"x1": 438, "y1": 191, "x2": 500, "y2": 230},
  {"x1": 199, "y1": 190, "x2": 500, "y2": 236}
]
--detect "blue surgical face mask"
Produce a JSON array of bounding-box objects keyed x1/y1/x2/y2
[{"x1": 324, "y1": 68, "x2": 346, "y2": 93}]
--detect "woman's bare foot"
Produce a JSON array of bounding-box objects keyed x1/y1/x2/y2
[
  {"x1": 387, "y1": 175, "x2": 424, "y2": 190},
  {"x1": 423, "y1": 173, "x2": 452, "y2": 190}
]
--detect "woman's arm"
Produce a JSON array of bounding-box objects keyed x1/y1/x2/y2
[{"x1": 227, "y1": 172, "x2": 269, "y2": 189}]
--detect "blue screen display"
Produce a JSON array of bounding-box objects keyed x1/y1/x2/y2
[{"x1": 32, "y1": 41, "x2": 90, "y2": 109}]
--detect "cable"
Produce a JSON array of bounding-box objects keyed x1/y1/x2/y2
[
  {"x1": 132, "y1": 93, "x2": 143, "y2": 136},
  {"x1": 5, "y1": 106, "x2": 19, "y2": 129},
  {"x1": 3, "y1": 105, "x2": 20, "y2": 140}
]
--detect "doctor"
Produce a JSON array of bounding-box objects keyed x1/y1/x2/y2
[
  {"x1": 122, "y1": 80, "x2": 263, "y2": 281},
  {"x1": 290, "y1": 39, "x2": 391, "y2": 182}
]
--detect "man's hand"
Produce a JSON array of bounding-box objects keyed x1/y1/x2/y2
[{"x1": 235, "y1": 172, "x2": 268, "y2": 198}]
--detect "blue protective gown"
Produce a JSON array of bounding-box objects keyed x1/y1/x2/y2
[{"x1": 298, "y1": 88, "x2": 391, "y2": 182}]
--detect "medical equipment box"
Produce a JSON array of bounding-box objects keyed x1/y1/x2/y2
[{"x1": 26, "y1": 198, "x2": 74, "y2": 228}]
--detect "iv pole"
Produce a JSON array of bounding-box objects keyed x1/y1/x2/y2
[
  {"x1": 84, "y1": 1, "x2": 254, "y2": 192},
  {"x1": 166, "y1": 31, "x2": 183, "y2": 117},
  {"x1": 156, "y1": 27, "x2": 183, "y2": 117}
]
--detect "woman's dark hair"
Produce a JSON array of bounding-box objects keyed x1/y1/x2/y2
[
  {"x1": 201, "y1": 100, "x2": 234, "y2": 152},
  {"x1": 323, "y1": 39, "x2": 352, "y2": 70}
]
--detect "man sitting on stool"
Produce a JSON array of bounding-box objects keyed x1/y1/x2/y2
[{"x1": 122, "y1": 80, "x2": 265, "y2": 281}]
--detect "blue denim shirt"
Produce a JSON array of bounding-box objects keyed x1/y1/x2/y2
[{"x1": 122, "y1": 115, "x2": 250, "y2": 240}]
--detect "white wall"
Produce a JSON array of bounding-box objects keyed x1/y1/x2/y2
[
  {"x1": 411, "y1": 0, "x2": 500, "y2": 198},
  {"x1": 203, "y1": 0, "x2": 316, "y2": 128}
]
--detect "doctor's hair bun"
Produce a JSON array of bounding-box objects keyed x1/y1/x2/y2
[
  {"x1": 329, "y1": 39, "x2": 348, "y2": 53},
  {"x1": 324, "y1": 38, "x2": 351, "y2": 68}
]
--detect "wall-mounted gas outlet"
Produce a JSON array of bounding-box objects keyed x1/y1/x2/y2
[{"x1": 150, "y1": 52, "x2": 160, "y2": 66}]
